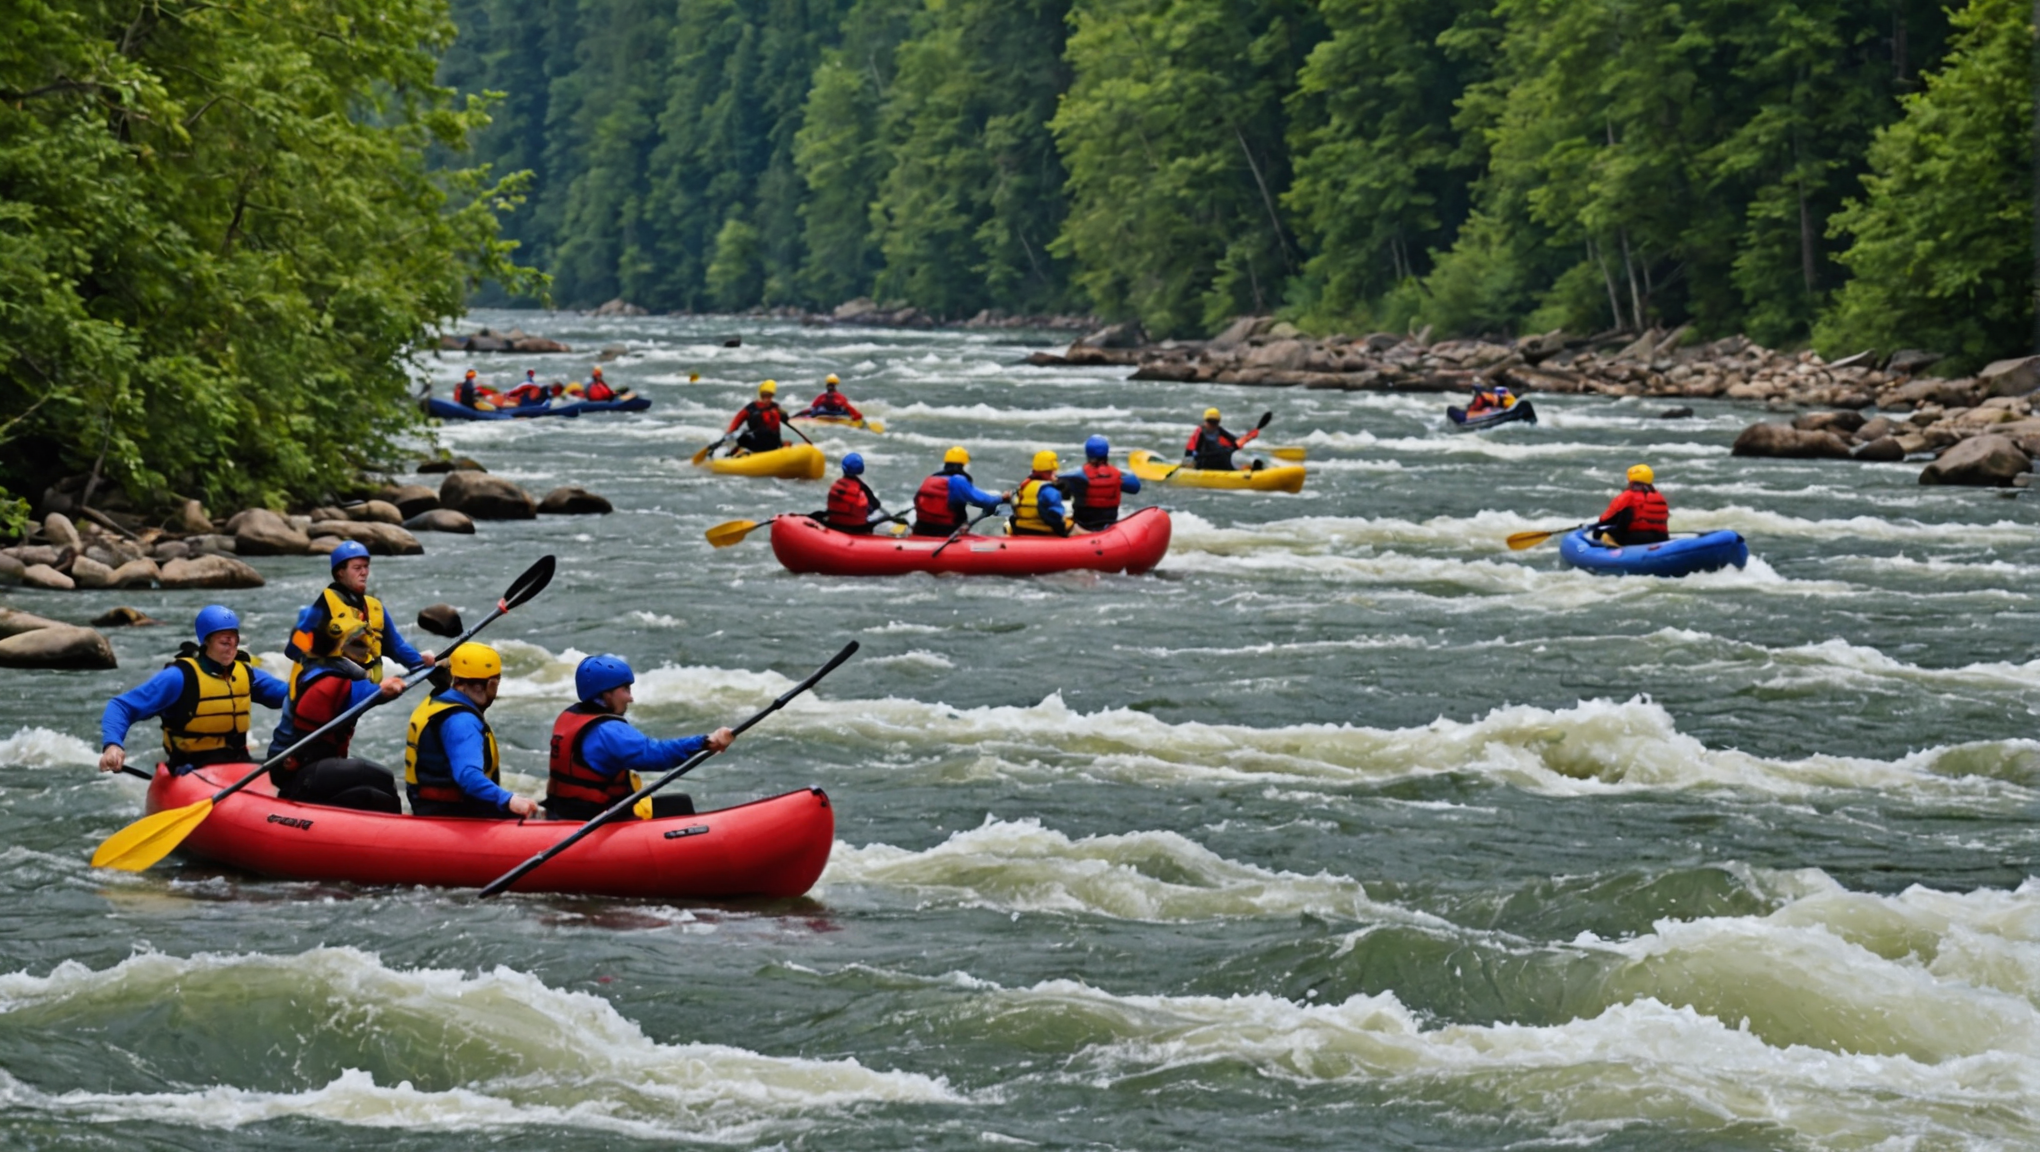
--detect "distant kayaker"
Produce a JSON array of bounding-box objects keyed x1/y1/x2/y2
[
  {"x1": 1185, "y1": 408, "x2": 1260, "y2": 471},
  {"x1": 1056, "y1": 435, "x2": 1140, "y2": 531},
  {"x1": 262, "y1": 620, "x2": 404, "y2": 813},
  {"x1": 727, "y1": 380, "x2": 788, "y2": 454},
  {"x1": 454, "y1": 369, "x2": 484, "y2": 408},
  {"x1": 288, "y1": 541, "x2": 434, "y2": 689},
  {"x1": 821, "y1": 453, "x2": 889, "y2": 535},
  {"x1": 503, "y1": 375, "x2": 562, "y2": 407},
  {"x1": 798, "y1": 374, "x2": 863, "y2": 420},
  {"x1": 1465, "y1": 383, "x2": 1514, "y2": 417},
  {"x1": 1593, "y1": 464, "x2": 1671, "y2": 545},
  {"x1": 582, "y1": 366, "x2": 631, "y2": 403},
  {"x1": 544, "y1": 655, "x2": 736, "y2": 821},
  {"x1": 404, "y1": 643, "x2": 537, "y2": 818},
  {"x1": 98, "y1": 605, "x2": 288, "y2": 776},
  {"x1": 1010, "y1": 450, "x2": 1072, "y2": 537},
  {"x1": 911, "y1": 446, "x2": 1006, "y2": 536}
]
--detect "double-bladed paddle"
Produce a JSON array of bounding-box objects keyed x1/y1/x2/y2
[
  {"x1": 89, "y1": 555, "x2": 558, "y2": 873},
  {"x1": 479, "y1": 640, "x2": 862, "y2": 897}
]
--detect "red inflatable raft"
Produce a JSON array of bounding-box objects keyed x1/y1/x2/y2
[
  {"x1": 141, "y1": 764, "x2": 834, "y2": 899},
  {"x1": 769, "y1": 506, "x2": 1172, "y2": 577}
]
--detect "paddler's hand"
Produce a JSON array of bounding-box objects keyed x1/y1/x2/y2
[
  {"x1": 506, "y1": 795, "x2": 539, "y2": 818},
  {"x1": 705, "y1": 727, "x2": 735, "y2": 752},
  {"x1": 98, "y1": 744, "x2": 125, "y2": 774},
  {"x1": 418, "y1": 652, "x2": 437, "y2": 667},
  {"x1": 377, "y1": 675, "x2": 405, "y2": 698}
]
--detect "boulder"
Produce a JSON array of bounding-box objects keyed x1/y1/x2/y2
[
  {"x1": 306, "y1": 520, "x2": 425, "y2": 555},
  {"x1": 0, "y1": 624, "x2": 116, "y2": 670},
  {"x1": 109, "y1": 558, "x2": 161, "y2": 588},
  {"x1": 417, "y1": 457, "x2": 486, "y2": 474},
  {"x1": 511, "y1": 337, "x2": 570, "y2": 353},
  {"x1": 1730, "y1": 423, "x2": 1853, "y2": 459},
  {"x1": 349, "y1": 500, "x2": 404, "y2": 525},
  {"x1": 8, "y1": 545, "x2": 60, "y2": 568},
  {"x1": 537, "y1": 486, "x2": 613, "y2": 515},
  {"x1": 378, "y1": 484, "x2": 441, "y2": 519},
  {"x1": 42, "y1": 512, "x2": 82, "y2": 552},
  {"x1": 186, "y1": 533, "x2": 237, "y2": 555},
  {"x1": 1886, "y1": 349, "x2": 1942, "y2": 375},
  {"x1": 1918, "y1": 434, "x2": 2032, "y2": 486},
  {"x1": 1241, "y1": 339, "x2": 1312, "y2": 373},
  {"x1": 151, "y1": 540, "x2": 190, "y2": 562},
  {"x1": 0, "y1": 608, "x2": 66, "y2": 638},
  {"x1": 1978, "y1": 355, "x2": 2040, "y2": 397},
  {"x1": 92, "y1": 606, "x2": 163, "y2": 628},
  {"x1": 1857, "y1": 416, "x2": 1897, "y2": 441},
  {"x1": 1074, "y1": 322, "x2": 1147, "y2": 349},
  {"x1": 1888, "y1": 376, "x2": 1979, "y2": 408},
  {"x1": 437, "y1": 471, "x2": 536, "y2": 519},
  {"x1": 1853, "y1": 437, "x2": 1906, "y2": 462},
  {"x1": 233, "y1": 509, "x2": 311, "y2": 556},
  {"x1": 404, "y1": 508, "x2": 475, "y2": 534},
  {"x1": 1792, "y1": 410, "x2": 1866, "y2": 435},
  {"x1": 307, "y1": 506, "x2": 351, "y2": 522},
  {"x1": 68, "y1": 556, "x2": 116, "y2": 589},
  {"x1": 1657, "y1": 407, "x2": 1695, "y2": 419},
  {"x1": 416, "y1": 603, "x2": 464, "y2": 638},
  {"x1": 591, "y1": 297, "x2": 647, "y2": 317},
  {"x1": 160, "y1": 554, "x2": 265, "y2": 589},
  {"x1": 308, "y1": 536, "x2": 341, "y2": 556},
  {"x1": 597, "y1": 343, "x2": 627, "y2": 362},
  {"x1": 21, "y1": 564, "x2": 75, "y2": 591},
  {"x1": 169, "y1": 498, "x2": 213, "y2": 534},
  {"x1": 0, "y1": 553, "x2": 21, "y2": 585}
]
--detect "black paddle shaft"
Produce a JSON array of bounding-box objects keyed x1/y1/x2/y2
[
  {"x1": 930, "y1": 507, "x2": 1004, "y2": 559},
  {"x1": 478, "y1": 640, "x2": 861, "y2": 898},
  {"x1": 195, "y1": 555, "x2": 557, "y2": 806}
]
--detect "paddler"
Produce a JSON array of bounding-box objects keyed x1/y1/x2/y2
[
  {"x1": 1056, "y1": 435, "x2": 1140, "y2": 531},
  {"x1": 909, "y1": 446, "x2": 1005, "y2": 537},
  {"x1": 1185, "y1": 408, "x2": 1261, "y2": 471},
  {"x1": 797, "y1": 374, "x2": 863, "y2": 421},
  {"x1": 97, "y1": 605, "x2": 289, "y2": 777},
  {"x1": 287, "y1": 541, "x2": 435, "y2": 690},
  {"x1": 726, "y1": 380, "x2": 788, "y2": 455},
  {"x1": 1592, "y1": 464, "x2": 1671, "y2": 545},
  {"x1": 1010, "y1": 450, "x2": 1072, "y2": 537},
  {"x1": 821, "y1": 452, "x2": 889, "y2": 535},
  {"x1": 403, "y1": 642, "x2": 538, "y2": 818},
  {"x1": 503, "y1": 375, "x2": 563, "y2": 407},
  {"x1": 544, "y1": 655, "x2": 736, "y2": 820},
  {"x1": 261, "y1": 620, "x2": 404, "y2": 813},
  {"x1": 1465, "y1": 382, "x2": 1514, "y2": 417},
  {"x1": 454, "y1": 369, "x2": 485, "y2": 408},
  {"x1": 582, "y1": 366, "x2": 631, "y2": 403}
]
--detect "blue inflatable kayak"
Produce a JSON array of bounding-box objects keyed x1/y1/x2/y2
[
  {"x1": 1447, "y1": 400, "x2": 1537, "y2": 431},
  {"x1": 424, "y1": 396, "x2": 651, "y2": 421},
  {"x1": 1557, "y1": 528, "x2": 1749, "y2": 577}
]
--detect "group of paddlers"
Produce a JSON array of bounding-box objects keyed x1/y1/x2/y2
[{"x1": 452, "y1": 367, "x2": 634, "y2": 410}]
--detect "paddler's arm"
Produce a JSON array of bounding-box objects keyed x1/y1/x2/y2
[
  {"x1": 97, "y1": 667, "x2": 186, "y2": 773},
  {"x1": 1120, "y1": 472, "x2": 1142, "y2": 494},
  {"x1": 1039, "y1": 486, "x2": 1070, "y2": 535},
  {"x1": 249, "y1": 665, "x2": 290, "y2": 711},
  {"x1": 437, "y1": 710, "x2": 530, "y2": 816},
  {"x1": 582, "y1": 721, "x2": 735, "y2": 776},
  {"x1": 951, "y1": 474, "x2": 1005, "y2": 509},
  {"x1": 380, "y1": 616, "x2": 432, "y2": 669}
]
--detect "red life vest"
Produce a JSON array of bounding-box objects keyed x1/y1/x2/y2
[
  {"x1": 587, "y1": 380, "x2": 616, "y2": 402},
  {"x1": 1079, "y1": 462, "x2": 1123, "y2": 510},
  {"x1": 547, "y1": 704, "x2": 630, "y2": 810},
  {"x1": 735, "y1": 400, "x2": 782, "y2": 435},
  {"x1": 1603, "y1": 487, "x2": 1669, "y2": 535},
  {"x1": 455, "y1": 380, "x2": 479, "y2": 406},
  {"x1": 826, "y1": 476, "x2": 872, "y2": 529},
  {"x1": 1187, "y1": 426, "x2": 1241, "y2": 469},
  {"x1": 914, "y1": 472, "x2": 961, "y2": 532}
]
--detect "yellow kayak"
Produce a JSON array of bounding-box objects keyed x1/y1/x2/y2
[
  {"x1": 791, "y1": 414, "x2": 885, "y2": 434},
  {"x1": 699, "y1": 444, "x2": 826, "y2": 480},
  {"x1": 1128, "y1": 450, "x2": 1306, "y2": 493}
]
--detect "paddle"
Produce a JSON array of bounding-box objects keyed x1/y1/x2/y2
[
  {"x1": 90, "y1": 555, "x2": 558, "y2": 873},
  {"x1": 1506, "y1": 525, "x2": 1584, "y2": 551},
  {"x1": 1269, "y1": 447, "x2": 1307, "y2": 462},
  {"x1": 479, "y1": 641, "x2": 861, "y2": 897},
  {"x1": 705, "y1": 518, "x2": 766, "y2": 548},
  {"x1": 690, "y1": 435, "x2": 728, "y2": 466},
  {"x1": 930, "y1": 506, "x2": 1005, "y2": 559},
  {"x1": 864, "y1": 419, "x2": 886, "y2": 435}
]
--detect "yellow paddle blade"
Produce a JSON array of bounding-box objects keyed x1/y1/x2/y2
[
  {"x1": 1505, "y1": 530, "x2": 1558, "y2": 551},
  {"x1": 864, "y1": 419, "x2": 885, "y2": 435},
  {"x1": 1270, "y1": 446, "x2": 1307, "y2": 461},
  {"x1": 705, "y1": 519, "x2": 762, "y2": 548},
  {"x1": 885, "y1": 522, "x2": 908, "y2": 537},
  {"x1": 91, "y1": 799, "x2": 213, "y2": 872}
]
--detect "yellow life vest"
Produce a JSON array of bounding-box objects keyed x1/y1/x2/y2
[
  {"x1": 291, "y1": 587, "x2": 387, "y2": 685},
  {"x1": 162, "y1": 654, "x2": 253, "y2": 757},
  {"x1": 404, "y1": 695, "x2": 500, "y2": 805},
  {"x1": 1010, "y1": 477, "x2": 1061, "y2": 535}
]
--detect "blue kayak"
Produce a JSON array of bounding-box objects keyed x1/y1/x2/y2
[
  {"x1": 1557, "y1": 528, "x2": 1749, "y2": 577},
  {"x1": 425, "y1": 396, "x2": 650, "y2": 421},
  {"x1": 1448, "y1": 400, "x2": 1536, "y2": 431}
]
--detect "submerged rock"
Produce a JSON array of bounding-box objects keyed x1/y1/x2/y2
[
  {"x1": 404, "y1": 509, "x2": 475, "y2": 534},
  {"x1": 537, "y1": 486, "x2": 613, "y2": 515},
  {"x1": 416, "y1": 603, "x2": 464, "y2": 638},
  {"x1": 93, "y1": 606, "x2": 163, "y2": 628},
  {"x1": 1730, "y1": 423, "x2": 1852, "y2": 459}
]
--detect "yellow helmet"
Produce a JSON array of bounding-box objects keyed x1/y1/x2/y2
[
  {"x1": 1032, "y1": 450, "x2": 1059, "y2": 472},
  {"x1": 759, "y1": 380, "x2": 777, "y2": 395},
  {"x1": 825, "y1": 374, "x2": 840, "y2": 386},
  {"x1": 1627, "y1": 464, "x2": 1655, "y2": 484},
  {"x1": 1203, "y1": 407, "x2": 1221, "y2": 421},
  {"x1": 944, "y1": 446, "x2": 970, "y2": 465},
  {"x1": 689, "y1": 372, "x2": 701, "y2": 382},
  {"x1": 448, "y1": 643, "x2": 501, "y2": 680}
]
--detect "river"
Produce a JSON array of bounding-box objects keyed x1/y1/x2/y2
[{"x1": 3, "y1": 310, "x2": 2037, "y2": 1149}]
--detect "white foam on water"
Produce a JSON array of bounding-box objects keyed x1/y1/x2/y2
[
  {"x1": 866, "y1": 650, "x2": 956, "y2": 672},
  {"x1": 0, "y1": 948, "x2": 958, "y2": 1136},
  {"x1": 0, "y1": 726, "x2": 98, "y2": 769},
  {"x1": 881, "y1": 401, "x2": 1136, "y2": 425}
]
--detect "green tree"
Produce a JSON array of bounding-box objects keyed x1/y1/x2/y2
[{"x1": 794, "y1": 0, "x2": 919, "y2": 305}]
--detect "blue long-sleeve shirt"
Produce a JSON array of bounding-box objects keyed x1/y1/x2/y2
[
  {"x1": 1033, "y1": 484, "x2": 1067, "y2": 531},
  {"x1": 429, "y1": 691, "x2": 514, "y2": 810},
  {"x1": 295, "y1": 586, "x2": 426, "y2": 669},
  {"x1": 945, "y1": 472, "x2": 1005, "y2": 511},
  {"x1": 101, "y1": 659, "x2": 289, "y2": 749},
  {"x1": 579, "y1": 720, "x2": 710, "y2": 779}
]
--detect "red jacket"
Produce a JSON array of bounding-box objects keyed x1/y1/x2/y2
[
  {"x1": 807, "y1": 391, "x2": 862, "y2": 420},
  {"x1": 1599, "y1": 487, "x2": 1669, "y2": 536},
  {"x1": 728, "y1": 400, "x2": 785, "y2": 434}
]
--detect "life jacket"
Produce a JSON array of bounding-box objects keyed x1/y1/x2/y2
[
  {"x1": 161, "y1": 652, "x2": 254, "y2": 758},
  {"x1": 404, "y1": 695, "x2": 499, "y2": 807},
  {"x1": 1603, "y1": 487, "x2": 1670, "y2": 537},
  {"x1": 914, "y1": 471, "x2": 964, "y2": 533},
  {"x1": 586, "y1": 380, "x2": 616, "y2": 402},
  {"x1": 738, "y1": 401, "x2": 783, "y2": 438},
  {"x1": 267, "y1": 657, "x2": 365, "y2": 768},
  {"x1": 290, "y1": 587, "x2": 388, "y2": 682},
  {"x1": 455, "y1": 380, "x2": 479, "y2": 406},
  {"x1": 1010, "y1": 477, "x2": 1064, "y2": 536},
  {"x1": 825, "y1": 476, "x2": 873, "y2": 530},
  {"x1": 1078, "y1": 462, "x2": 1123, "y2": 511},
  {"x1": 810, "y1": 391, "x2": 849, "y2": 415},
  {"x1": 1188, "y1": 427, "x2": 1240, "y2": 470},
  {"x1": 546, "y1": 703, "x2": 636, "y2": 814}
]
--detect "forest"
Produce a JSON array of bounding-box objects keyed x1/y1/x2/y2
[{"x1": 441, "y1": 0, "x2": 2035, "y2": 366}]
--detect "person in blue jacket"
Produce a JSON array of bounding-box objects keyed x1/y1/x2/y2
[
  {"x1": 288, "y1": 541, "x2": 433, "y2": 688},
  {"x1": 909, "y1": 446, "x2": 1007, "y2": 537},
  {"x1": 403, "y1": 643, "x2": 539, "y2": 819},
  {"x1": 98, "y1": 605, "x2": 289, "y2": 777},
  {"x1": 544, "y1": 655, "x2": 737, "y2": 820},
  {"x1": 1057, "y1": 435, "x2": 1142, "y2": 531}
]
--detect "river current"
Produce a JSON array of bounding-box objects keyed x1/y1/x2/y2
[{"x1": 3, "y1": 311, "x2": 2038, "y2": 1149}]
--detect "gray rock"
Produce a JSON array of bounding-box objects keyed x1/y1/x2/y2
[
  {"x1": 0, "y1": 608, "x2": 65, "y2": 638},
  {"x1": 1978, "y1": 355, "x2": 2040, "y2": 397},
  {"x1": 416, "y1": 603, "x2": 464, "y2": 638},
  {"x1": 1730, "y1": 423, "x2": 1853, "y2": 459},
  {"x1": 109, "y1": 558, "x2": 161, "y2": 588},
  {"x1": 1793, "y1": 410, "x2": 1866, "y2": 435},
  {"x1": 0, "y1": 624, "x2": 116, "y2": 670},
  {"x1": 1205, "y1": 316, "x2": 1265, "y2": 350},
  {"x1": 378, "y1": 484, "x2": 441, "y2": 519},
  {"x1": 1857, "y1": 416, "x2": 1896, "y2": 441},
  {"x1": 1074, "y1": 322, "x2": 1147, "y2": 350},
  {"x1": 92, "y1": 606, "x2": 163, "y2": 628},
  {"x1": 309, "y1": 536, "x2": 340, "y2": 556},
  {"x1": 1886, "y1": 349, "x2": 1943, "y2": 375},
  {"x1": 160, "y1": 554, "x2": 265, "y2": 589},
  {"x1": 307, "y1": 505, "x2": 351, "y2": 522},
  {"x1": 0, "y1": 553, "x2": 21, "y2": 585},
  {"x1": 1853, "y1": 437, "x2": 1906, "y2": 462},
  {"x1": 185, "y1": 533, "x2": 238, "y2": 556},
  {"x1": 9, "y1": 545, "x2": 59, "y2": 568},
  {"x1": 21, "y1": 564, "x2": 75, "y2": 591},
  {"x1": 1919, "y1": 434, "x2": 2032, "y2": 486},
  {"x1": 42, "y1": 512, "x2": 81, "y2": 552},
  {"x1": 69, "y1": 556, "x2": 116, "y2": 589},
  {"x1": 1888, "y1": 376, "x2": 1979, "y2": 408},
  {"x1": 417, "y1": 457, "x2": 486, "y2": 474},
  {"x1": 597, "y1": 343, "x2": 627, "y2": 362},
  {"x1": 170, "y1": 498, "x2": 213, "y2": 535},
  {"x1": 437, "y1": 471, "x2": 536, "y2": 519},
  {"x1": 349, "y1": 500, "x2": 404, "y2": 525},
  {"x1": 84, "y1": 544, "x2": 121, "y2": 568},
  {"x1": 151, "y1": 540, "x2": 190, "y2": 562},
  {"x1": 537, "y1": 486, "x2": 613, "y2": 515},
  {"x1": 404, "y1": 508, "x2": 475, "y2": 534},
  {"x1": 232, "y1": 509, "x2": 310, "y2": 556},
  {"x1": 1657, "y1": 407, "x2": 1695, "y2": 419},
  {"x1": 306, "y1": 520, "x2": 425, "y2": 555}
]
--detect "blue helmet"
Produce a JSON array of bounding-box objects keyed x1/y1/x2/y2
[
  {"x1": 194, "y1": 604, "x2": 240, "y2": 643},
  {"x1": 329, "y1": 540, "x2": 371, "y2": 569},
  {"x1": 576, "y1": 654, "x2": 635, "y2": 701},
  {"x1": 842, "y1": 452, "x2": 865, "y2": 477},
  {"x1": 1085, "y1": 435, "x2": 1110, "y2": 460}
]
